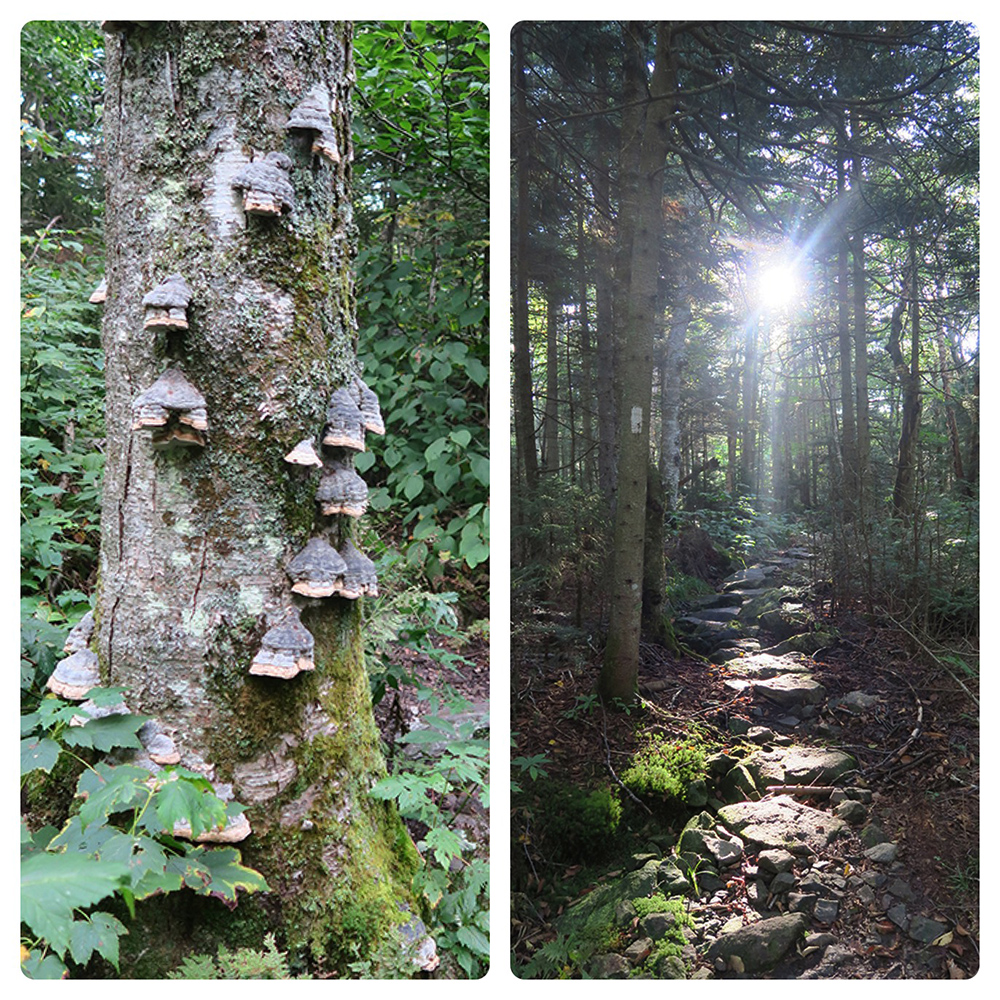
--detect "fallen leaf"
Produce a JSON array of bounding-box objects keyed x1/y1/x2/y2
[
  {"x1": 946, "y1": 958, "x2": 966, "y2": 979},
  {"x1": 931, "y1": 931, "x2": 953, "y2": 947}
]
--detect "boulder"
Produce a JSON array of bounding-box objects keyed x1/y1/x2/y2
[
  {"x1": 717, "y1": 796, "x2": 848, "y2": 854},
  {"x1": 706, "y1": 912, "x2": 809, "y2": 972},
  {"x1": 753, "y1": 673, "x2": 827, "y2": 707}
]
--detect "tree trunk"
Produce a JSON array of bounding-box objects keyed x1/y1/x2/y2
[
  {"x1": 889, "y1": 232, "x2": 922, "y2": 516},
  {"x1": 600, "y1": 22, "x2": 676, "y2": 704},
  {"x1": 659, "y1": 295, "x2": 689, "y2": 511},
  {"x1": 543, "y1": 287, "x2": 560, "y2": 472},
  {"x1": 99, "y1": 21, "x2": 419, "y2": 973},
  {"x1": 513, "y1": 25, "x2": 540, "y2": 491}
]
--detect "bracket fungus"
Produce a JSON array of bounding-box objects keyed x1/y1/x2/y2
[
  {"x1": 89, "y1": 277, "x2": 107, "y2": 304},
  {"x1": 71, "y1": 695, "x2": 130, "y2": 728},
  {"x1": 322, "y1": 387, "x2": 366, "y2": 451},
  {"x1": 46, "y1": 648, "x2": 101, "y2": 700},
  {"x1": 284, "y1": 437, "x2": 323, "y2": 468},
  {"x1": 250, "y1": 607, "x2": 316, "y2": 679},
  {"x1": 142, "y1": 273, "x2": 193, "y2": 333},
  {"x1": 287, "y1": 536, "x2": 348, "y2": 598},
  {"x1": 132, "y1": 368, "x2": 208, "y2": 448},
  {"x1": 139, "y1": 721, "x2": 181, "y2": 765},
  {"x1": 173, "y1": 798, "x2": 252, "y2": 844},
  {"x1": 353, "y1": 376, "x2": 385, "y2": 435},
  {"x1": 64, "y1": 610, "x2": 95, "y2": 654},
  {"x1": 287, "y1": 85, "x2": 340, "y2": 164},
  {"x1": 316, "y1": 462, "x2": 368, "y2": 517},
  {"x1": 335, "y1": 539, "x2": 379, "y2": 599},
  {"x1": 232, "y1": 151, "x2": 295, "y2": 216}
]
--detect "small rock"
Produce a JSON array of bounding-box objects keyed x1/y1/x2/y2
[
  {"x1": 814, "y1": 898, "x2": 839, "y2": 924},
  {"x1": 624, "y1": 937, "x2": 653, "y2": 964},
  {"x1": 587, "y1": 953, "x2": 630, "y2": 978},
  {"x1": 887, "y1": 903, "x2": 909, "y2": 929},
  {"x1": 769, "y1": 871, "x2": 797, "y2": 894},
  {"x1": 758, "y1": 849, "x2": 796, "y2": 874},
  {"x1": 655, "y1": 954, "x2": 687, "y2": 979},
  {"x1": 804, "y1": 931, "x2": 836, "y2": 949},
  {"x1": 615, "y1": 899, "x2": 637, "y2": 927},
  {"x1": 908, "y1": 916, "x2": 949, "y2": 944},
  {"x1": 747, "y1": 726, "x2": 776, "y2": 744},
  {"x1": 640, "y1": 911, "x2": 679, "y2": 939},
  {"x1": 864, "y1": 842, "x2": 899, "y2": 864},
  {"x1": 860, "y1": 823, "x2": 890, "y2": 847},
  {"x1": 887, "y1": 878, "x2": 915, "y2": 902},
  {"x1": 833, "y1": 800, "x2": 867, "y2": 825},
  {"x1": 787, "y1": 892, "x2": 817, "y2": 914}
]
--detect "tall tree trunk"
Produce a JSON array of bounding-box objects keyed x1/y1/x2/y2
[
  {"x1": 513, "y1": 25, "x2": 539, "y2": 491},
  {"x1": 593, "y1": 164, "x2": 617, "y2": 505},
  {"x1": 659, "y1": 295, "x2": 689, "y2": 511},
  {"x1": 836, "y1": 129, "x2": 858, "y2": 512},
  {"x1": 99, "y1": 21, "x2": 418, "y2": 973},
  {"x1": 600, "y1": 21, "x2": 676, "y2": 704},
  {"x1": 888, "y1": 232, "x2": 922, "y2": 516},
  {"x1": 543, "y1": 287, "x2": 560, "y2": 472},
  {"x1": 577, "y1": 197, "x2": 595, "y2": 491},
  {"x1": 739, "y1": 317, "x2": 759, "y2": 494}
]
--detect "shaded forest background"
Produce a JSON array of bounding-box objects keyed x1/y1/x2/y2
[{"x1": 510, "y1": 20, "x2": 978, "y2": 674}]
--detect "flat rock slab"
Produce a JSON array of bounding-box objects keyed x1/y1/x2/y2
[
  {"x1": 717, "y1": 796, "x2": 849, "y2": 854},
  {"x1": 724, "y1": 652, "x2": 812, "y2": 678},
  {"x1": 706, "y1": 912, "x2": 809, "y2": 972},
  {"x1": 686, "y1": 607, "x2": 742, "y2": 623},
  {"x1": 773, "y1": 746, "x2": 856, "y2": 784},
  {"x1": 722, "y1": 567, "x2": 770, "y2": 591},
  {"x1": 686, "y1": 594, "x2": 744, "y2": 610},
  {"x1": 754, "y1": 673, "x2": 827, "y2": 707}
]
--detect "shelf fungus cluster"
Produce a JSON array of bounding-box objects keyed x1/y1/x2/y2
[
  {"x1": 232, "y1": 151, "x2": 295, "y2": 217},
  {"x1": 250, "y1": 608, "x2": 315, "y2": 679},
  {"x1": 142, "y1": 273, "x2": 193, "y2": 333},
  {"x1": 287, "y1": 85, "x2": 340, "y2": 164},
  {"x1": 132, "y1": 368, "x2": 209, "y2": 449},
  {"x1": 286, "y1": 536, "x2": 378, "y2": 600},
  {"x1": 316, "y1": 462, "x2": 368, "y2": 517},
  {"x1": 47, "y1": 647, "x2": 101, "y2": 700}
]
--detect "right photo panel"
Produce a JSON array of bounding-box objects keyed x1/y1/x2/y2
[{"x1": 511, "y1": 21, "x2": 979, "y2": 980}]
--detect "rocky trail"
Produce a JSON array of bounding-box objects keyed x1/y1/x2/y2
[{"x1": 512, "y1": 547, "x2": 979, "y2": 979}]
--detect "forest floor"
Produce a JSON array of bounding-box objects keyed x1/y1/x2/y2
[{"x1": 511, "y1": 556, "x2": 979, "y2": 980}]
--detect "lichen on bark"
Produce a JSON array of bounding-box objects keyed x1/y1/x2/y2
[{"x1": 97, "y1": 21, "x2": 418, "y2": 974}]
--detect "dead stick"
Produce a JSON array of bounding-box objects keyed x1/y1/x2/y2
[{"x1": 764, "y1": 785, "x2": 837, "y2": 798}]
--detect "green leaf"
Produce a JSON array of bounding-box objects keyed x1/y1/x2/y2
[
  {"x1": 20, "y1": 949, "x2": 68, "y2": 979},
  {"x1": 402, "y1": 473, "x2": 425, "y2": 501},
  {"x1": 76, "y1": 763, "x2": 150, "y2": 829},
  {"x1": 20, "y1": 852, "x2": 131, "y2": 958},
  {"x1": 153, "y1": 774, "x2": 227, "y2": 840},
  {"x1": 449, "y1": 428, "x2": 472, "y2": 448},
  {"x1": 62, "y1": 712, "x2": 146, "y2": 752},
  {"x1": 469, "y1": 453, "x2": 489, "y2": 487},
  {"x1": 455, "y1": 924, "x2": 490, "y2": 956},
  {"x1": 182, "y1": 846, "x2": 269, "y2": 904},
  {"x1": 68, "y1": 911, "x2": 127, "y2": 968},
  {"x1": 423, "y1": 826, "x2": 465, "y2": 868},
  {"x1": 21, "y1": 736, "x2": 61, "y2": 775}
]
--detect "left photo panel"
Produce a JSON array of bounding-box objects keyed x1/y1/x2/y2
[{"x1": 20, "y1": 20, "x2": 489, "y2": 979}]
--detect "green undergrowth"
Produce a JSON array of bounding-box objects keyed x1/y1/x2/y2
[{"x1": 621, "y1": 735, "x2": 708, "y2": 806}]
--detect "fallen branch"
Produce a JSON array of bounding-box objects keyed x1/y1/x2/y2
[
  {"x1": 764, "y1": 785, "x2": 836, "y2": 798},
  {"x1": 601, "y1": 706, "x2": 653, "y2": 815}
]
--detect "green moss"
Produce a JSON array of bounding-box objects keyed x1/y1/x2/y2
[
  {"x1": 621, "y1": 735, "x2": 707, "y2": 805},
  {"x1": 531, "y1": 782, "x2": 622, "y2": 864}
]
